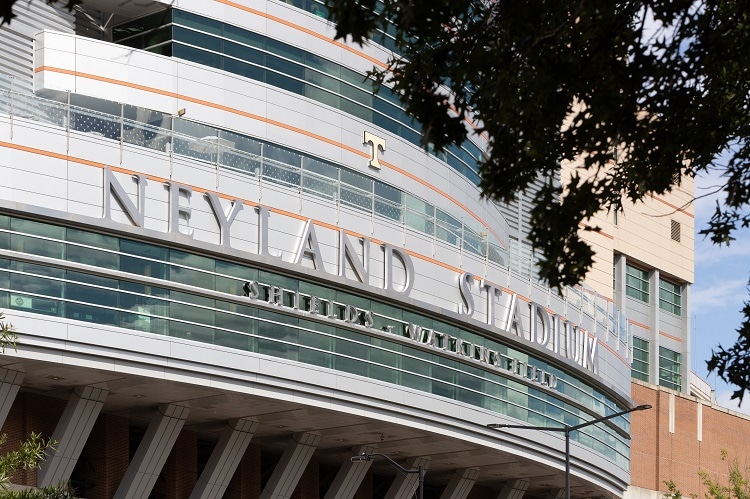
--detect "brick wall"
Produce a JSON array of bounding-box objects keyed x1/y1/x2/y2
[
  {"x1": 75, "y1": 413, "x2": 129, "y2": 499},
  {"x1": 155, "y1": 429, "x2": 198, "y2": 499},
  {"x1": 631, "y1": 381, "x2": 750, "y2": 497},
  {"x1": 226, "y1": 442, "x2": 262, "y2": 499},
  {"x1": 292, "y1": 455, "x2": 319, "y2": 499}
]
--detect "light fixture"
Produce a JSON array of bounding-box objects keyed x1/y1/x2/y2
[
  {"x1": 177, "y1": 108, "x2": 186, "y2": 117},
  {"x1": 350, "y1": 452, "x2": 424, "y2": 499},
  {"x1": 487, "y1": 404, "x2": 652, "y2": 499}
]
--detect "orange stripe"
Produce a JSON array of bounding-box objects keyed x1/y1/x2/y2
[
  {"x1": 3, "y1": 135, "x2": 630, "y2": 366},
  {"x1": 578, "y1": 222, "x2": 614, "y2": 240},
  {"x1": 650, "y1": 194, "x2": 694, "y2": 218},
  {"x1": 598, "y1": 339, "x2": 631, "y2": 368},
  {"x1": 0, "y1": 140, "x2": 464, "y2": 272},
  {"x1": 216, "y1": 0, "x2": 496, "y2": 140},
  {"x1": 34, "y1": 66, "x2": 505, "y2": 249},
  {"x1": 382, "y1": 160, "x2": 505, "y2": 248},
  {"x1": 40, "y1": 66, "x2": 369, "y2": 159},
  {"x1": 215, "y1": 0, "x2": 387, "y2": 70},
  {"x1": 659, "y1": 331, "x2": 682, "y2": 342},
  {"x1": 629, "y1": 320, "x2": 650, "y2": 330},
  {"x1": 217, "y1": 1, "x2": 490, "y2": 149}
]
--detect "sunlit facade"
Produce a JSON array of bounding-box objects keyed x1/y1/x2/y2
[{"x1": 0, "y1": 1, "x2": 642, "y2": 498}]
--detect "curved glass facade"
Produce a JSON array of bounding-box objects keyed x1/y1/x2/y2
[
  {"x1": 0, "y1": 214, "x2": 631, "y2": 467},
  {"x1": 111, "y1": 8, "x2": 485, "y2": 184},
  {"x1": 1, "y1": 80, "x2": 509, "y2": 262}
]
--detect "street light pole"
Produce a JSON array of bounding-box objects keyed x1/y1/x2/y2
[
  {"x1": 350, "y1": 452, "x2": 424, "y2": 499},
  {"x1": 487, "y1": 404, "x2": 652, "y2": 499}
]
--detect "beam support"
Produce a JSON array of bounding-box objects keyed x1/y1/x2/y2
[
  {"x1": 0, "y1": 366, "x2": 23, "y2": 428},
  {"x1": 259, "y1": 432, "x2": 321, "y2": 499},
  {"x1": 439, "y1": 468, "x2": 481, "y2": 499},
  {"x1": 113, "y1": 403, "x2": 190, "y2": 499},
  {"x1": 37, "y1": 385, "x2": 108, "y2": 487},
  {"x1": 189, "y1": 418, "x2": 259, "y2": 499},
  {"x1": 323, "y1": 444, "x2": 377, "y2": 499},
  {"x1": 496, "y1": 479, "x2": 529, "y2": 499},
  {"x1": 383, "y1": 456, "x2": 431, "y2": 499}
]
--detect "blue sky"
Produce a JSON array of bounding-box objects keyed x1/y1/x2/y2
[{"x1": 691, "y1": 168, "x2": 750, "y2": 414}]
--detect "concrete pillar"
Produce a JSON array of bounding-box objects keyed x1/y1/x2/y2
[
  {"x1": 323, "y1": 445, "x2": 377, "y2": 499},
  {"x1": 649, "y1": 268, "x2": 661, "y2": 386},
  {"x1": 259, "y1": 432, "x2": 321, "y2": 499},
  {"x1": 681, "y1": 283, "x2": 691, "y2": 394},
  {"x1": 383, "y1": 456, "x2": 430, "y2": 499},
  {"x1": 439, "y1": 468, "x2": 480, "y2": 499},
  {"x1": 189, "y1": 418, "x2": 259, "y2": 499},
  {"x1": 37, "y1": 385, "x2": 108, "y2": 487},
  {"x1": 113, "y1": 403, "x2": 190, "y2": 499},
  {"x1": 496, "y1": 479, "x2": 529, "y2": 499},
  {"x1": 0, "y1": 366, "x2": 23, "y2": 428}
]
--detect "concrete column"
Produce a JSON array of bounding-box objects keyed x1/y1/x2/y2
[
  {"x1": 496, "y1": 479, "x2": 529, "y2": 499},
  {"x1": 260, "y1": 431, "x2": 321, "y2": 499},
  {"x1": 439, "y1": 468, "x2": 480, "y2": 499},
  {"x1": 323, "y1": 444, "x2": 377, "y2": 499},
  {"x1": 37, "y1": 385, "x2": 108, "y2": 487},
  {"x1": 544, "y1": 489, "x2": 564, "y2": 499},
  {"x1": 649, "y1": 268, "x2": 661, "y2": 386},
  {"x1": 113, "y1": 403, "x2": 190, "y2": 499},
  {"x1": 189, "y1": 418, "x2": 259, "y2": 499},
  {"x1": 0, "y1": 366, "x2": 23, "y2": 428},
  {"x1": 383, "y1": 456, "x2": 431, "y2": 499},
  {"x1": 681, "y1": 283, "x2": 691, "y2": 393}
]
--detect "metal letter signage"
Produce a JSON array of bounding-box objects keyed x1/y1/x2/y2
[{"x1": 363, "y1": 131, "x2": 386, "y2": 169}]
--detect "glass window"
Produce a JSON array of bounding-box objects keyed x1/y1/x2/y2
[
  {"x1": 436, "y1": 209, "x2": 461, "y2": 245},
  {"x1": 374, "y1": 181, "x2": 402, "y2": 222},
  {"x1": 113, "y1": 10, "x2": 172, "y2": 42},
  {"x1": 266, "y1": 54, "x2": 304, "y2": 80},
  {"x1": 173, "y1": 26, "x2": 223, "y2": 52},
  {"x1": 173, "y1": 44, "x2": 223, "y2": 70},
  {"x1": 10, "y1": 218, "x2": 64, "y2": 259},
  {"x1": 659, "y1": 346, "x2": 681, "y2": 390},
  {"x1": 1, "y1": 214, "x2": 635, "y2": 464},
  {"x1": 659, "y1": 278, "x2": 682, "y2": 315},
  {"x1": 224, "y1": 24, "x2": 265, "y2": 49},
  {"x1": 266, "y1": 38, "x2": 305, "y2": 64},
  {"x1": 173, "y1": 9, "x2": 222, "y2": 35},
  {"x1": 625, "y1": 264, "x2": 649, "y2": 302},
  {"x1": 257, "y1": 309, "x2": 299, "y2": 360},
  {"x1": 111, "y1": 8, "x2": 481, "y2": 184},
  {"x1": 632, "y1": 336, "x2": 649, "y2": 382},
  {"x1": 305, "y1": 53, "x2": 339, "y2": 77},
  {"x1": 223, "y1": 57, "x2": 265, "y2": 82},
  {"x1": 120, "y1": 239, "x2": 168, "y2": 280},
  {"x1": 66, "y1": 229, "x2": 120, "y2": 270}
]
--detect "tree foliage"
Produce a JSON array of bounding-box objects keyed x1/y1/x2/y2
[
  {"x1": 0, "y1": 433, "x2": 75, "y2": 498},
  {"x1": 326, "y1": 0, "x2": 750, "y2": 400},
  {"x1": 0, "y1": 433, "x2": 50, "y2": 492},
  {"x1": 3, "y1": 1, "x2": 750, "y2": 397},
  {"x1": 665, "y1": 450, "x2": 750, "y2": 499},
  {"x1": 0, "y1": 315, "x2": 75, "y2": 497},
  {"x1": 0, "y1": 312, "x2": 18, "y2": 354}
]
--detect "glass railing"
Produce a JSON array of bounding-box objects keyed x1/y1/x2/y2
[
  {"x1": 0, "y1": 73, "x2": 631, "y2": 357},
  {"x1": 2, "y1": 73, "x2": 509, "y2": 264}
]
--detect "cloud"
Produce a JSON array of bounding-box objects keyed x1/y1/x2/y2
[
  {"x1": 691, "y1": 277, "x2": 748, "y2": 313},
  {"x1": 695, "y1": 234, "x2": 750, "y2": 267}
]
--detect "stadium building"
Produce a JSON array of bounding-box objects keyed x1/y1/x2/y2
[{"x1": 0, "y1": 1, "x2": 692, "y2": 498}]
